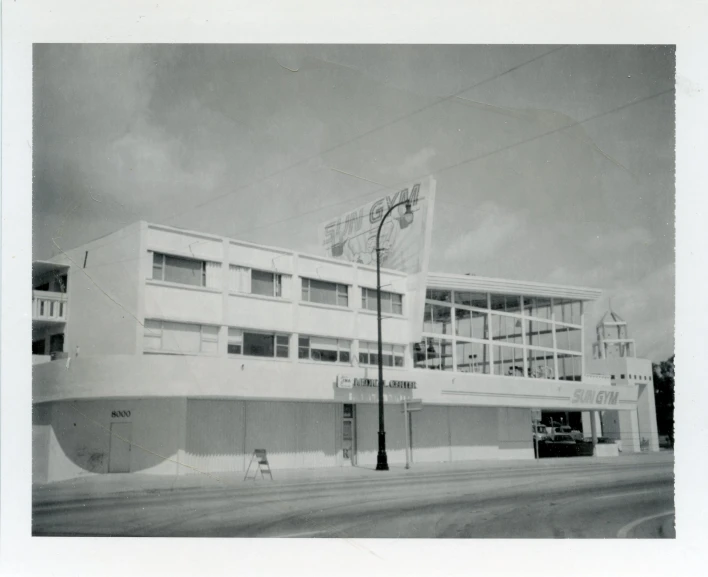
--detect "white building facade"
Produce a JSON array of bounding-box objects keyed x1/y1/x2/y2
[{"x1": 33, "y1": 222, "x2": 644, "y2": 483}]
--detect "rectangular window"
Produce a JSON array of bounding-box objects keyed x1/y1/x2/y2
[
  {"x1": 426, "y1": 289, "x2": 451, "y2": 303},
  {"x1": 555, "y1": 325, "x2": 581, "y2": 352},
  {"x1": 558, "y1": 354, "x2": 582, "y2": 381},
  {"x1": 152, "y1": 252, "x2": 206, "y2": 287},
  {"x1": 301, "y1": 278, "x2": 349, "y2": 307},
  {"x1": 492, "y1": 344, "x2": 525, "y2": 377},
  {"x1": 528, "y1": 348, "x2": 555, "y2": 379},
  {"x1": 229, "y1": 266, "x2": 290, "y2": 298},
  {"x1": 298, "y1": 336, "x2": 351, "y2": 363},
  {"x1": 526, "y1": 319, "x2": 554, "y2": 349},
  {"x1": 524, "y1": 296, "x2": 552, "y2": 320},
  {"x1": 251, "y1": 269, "x2": 281, "y2": 297},
  {"x1": 490, "y1": 294, "x2": 522, "y2": 313},
  {"x1": 423, "y1": 303, "x2": 453, "y2": 335},
  {"x1": 143, "y1": 320, "x2": 218, "y2": 355},
  {"x1": 491, "y1": 313, "x2": 523, "y2": 345},
  {"x1": 455, "y1": 341, "x2": 490, "y2": 374},
  {"x1": 413, "y1": 337, "x2": 453, "y2": 371},
  {"x1": 454, "y1": 291, "x2": 488, "y2": 309},
  {"x1": 228, "y1": 328, "x2": 243, "y2": 355},
  {"x1": 359, "y1": 341, "x2": 405, "y2": 367},
  {"x1": 554, "y1": 299, "x2": 581, "y2": 325},
  {"x1": 361, "y1": 288, "x2": 403, "y2": 315},
  {"x1": 227, "y1": 329, "x2": 289, "y2": 358},
  {"x1": 454, "y1": 308, "x2": 489, "y2": 340}
]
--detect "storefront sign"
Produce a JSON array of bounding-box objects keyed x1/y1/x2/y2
[
  {"x1": 571, "y1": 389, "x2": 619, "y2": 406},
  {"x1": 338, "y1": 375, "x2": 417, "y2": 389}
]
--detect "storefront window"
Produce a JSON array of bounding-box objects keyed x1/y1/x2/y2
[
  {"x1": 454, "y1": 291, "x2": 488, "y2": 309},
  {"x1": 555, "y1": 325, "x2": 582, "y2": 352},
  {"x1": 527, "y1": 348, "x2": 555, "y2": 379},
  {"x1": 490, "y1": 294, "x2": 522, "y2": 313},
  {"x1": 455, "y1": 308, "x2": 489, "y2": 339},
  {"x1": 553, "y1": 299, "x2": 581, "y2": 325},
  {"x1": 413, "y1": 337, "x2": 453, "y2": 371},
  {"x1": 526, "y1": 319, "x2": 554, "y2": 349},
  {"x1": 492, "y1": 344, "x2": 525, "y2": 376},
  {"x1": 426, "y1": 289, "x2": 451, "y2": 303},
  {"x1": 490, "y1": 313, "x2": 523, "y2": 345},
  {"x1": 524, "y1": 296, "x2": 552, "y2": 320},
  {"x1": 455, "y1": 341, "x2": 490, "y2": 373},
  {"x1": 423, "y1": 303, "x2": 453, "y2": 335},
  {"x1": 557, "y1": 353, "x2": 582, "y2": 381}
]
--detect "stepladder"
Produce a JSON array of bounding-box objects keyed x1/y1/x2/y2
[{"x1": 244, "y1": 449, "x2": 273, "y2": 481}]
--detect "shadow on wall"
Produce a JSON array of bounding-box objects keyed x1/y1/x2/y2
[{"x1": 33, "y1": 399, "x2": 184, "y2": 482}]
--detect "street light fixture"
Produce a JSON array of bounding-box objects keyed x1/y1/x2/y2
[{"x1": 375, "y1": 199, "x2": 414, "y2": 471}]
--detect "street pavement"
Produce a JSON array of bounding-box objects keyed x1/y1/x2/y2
[{"x1": 32, "y1": 451, "x2": 674, "y2": 538}]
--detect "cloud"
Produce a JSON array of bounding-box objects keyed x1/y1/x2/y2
[{"x1": 443, "y1": 203, "x2": 526, "y2": 264}]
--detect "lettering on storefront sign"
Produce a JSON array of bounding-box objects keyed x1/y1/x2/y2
[
  {"x1": 111, "y1": 410, "x2": 131, "y2": 418},
  {"x1": 571, "y1": 389, "x2": 619, "y2": 406},
  {"x1": 337, "y1": 376, "x2": 417, "y2": 389}
]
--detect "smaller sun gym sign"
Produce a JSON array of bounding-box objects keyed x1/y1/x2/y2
[{"x1": 338, "y1": 375, "x2": 417, "y2": 390}]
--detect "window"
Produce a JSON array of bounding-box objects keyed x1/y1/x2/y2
[
  {"x1": 524, "y1": 296, "x2": 552, "y2": 320},
  {"x1": 554, "y1": 299, "x2": 581, "y2": 325},
  {"x1": 555, "y1": 325, "x2": 581, "y2": 352},
  {"x1": 526, "y1": 319, "x2": 554, "y2": 349},
  {"x1": 361, "y1": 288, "x2": 403, "y2": 315},
  {"x1": 426, "y1": 289, "x2": 451, "y2": 302},
  {"x1": 611, "y1": 374, "x2": 615, "y2": 380},
  {"x1": 359, "y1": 341, "x2": 405, "y2": 367},
  {"x1": 152, "y1": 252, "x2": 206, "y2": 287},
  {"x1": 492, "y1": 344, "x2": 525, "y2": 377},
  {"x1": 229, "y1": 266, "x2": 290, "y2": 298},
  {"x1": 301, "y1": 278, "x2": 349, "y2": 307},
  {"x1": 454, "y1": 291, "x2": 488, "y2": 309},
  {"x1": 423, "y1": 303, "x2": 453, "y2": 335},
  {"x1": 620, "y1": 374, "x2": 625, "y2": 379},
  {"x1": 228, "y1": 329, "x2": 290, "y2": 359},
  {"x1": 143, "y1": 320, "x2": 219, "y2": 355},
  {"x1": 491, "y1": 314, "x2": 523, "y2": 345},
  {"x1": 490, "y1": 294, "x2": 522, "y2": 313},
  {"x1": 456, "y1": 341, "x2": 490, "y2": 373},
  {"x1": 413, "y1": 337, "x2": 453, "y2": 371},
  {"x1": 527, "y1": 349, "x2": 555, "y2": 379},
  {"x1": 558, "y1": 354, "x2": 582, "y2": 381},
  {"x1": 299, "y1": 336, "x2": 351, "y2": 363},
  {"x1": 455, "y1": 308, "x2": 489, "y2": 340}
]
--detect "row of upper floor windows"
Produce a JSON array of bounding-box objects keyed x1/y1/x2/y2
[
  {"x1": 426, "y1": 289, "x2": 583, "y2": 325},
  {"x1": 149, "y1": 251, "x2": 405, "y2": 314},
  {"x1": 612, "y1": 373, "x2": 653, "y2": 382},
  {"x1": 143, "y1": 319, "x2": 583, "y2": 380}
]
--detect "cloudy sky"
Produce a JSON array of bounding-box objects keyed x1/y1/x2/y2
[{"x1": 33, "y1": 44, "x2": 675, "y2": 362}]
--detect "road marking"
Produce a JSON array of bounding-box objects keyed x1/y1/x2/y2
[
  {"x1": 593, "y1": 488, "x2": 669, "y2": 501},
  {"x1": 617, "y1": 510, "x2": 674, "y2": 538}
]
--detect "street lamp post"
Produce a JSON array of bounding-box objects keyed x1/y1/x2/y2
[{"x1": 375, "y1": 199, "x2": 414, "y2": 471}]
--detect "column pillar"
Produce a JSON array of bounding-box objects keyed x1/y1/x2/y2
[{"x1": 590, "y1": 410, "x2": 598, "y2": 456}]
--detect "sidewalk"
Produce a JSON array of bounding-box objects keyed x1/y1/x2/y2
[{"x1": 33, "y1": 450, "x2": 674, "y2": 503}]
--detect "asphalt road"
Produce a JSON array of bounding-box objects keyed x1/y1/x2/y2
[{"x1": 33, "y1": 455, "x2": 674, "y2": 538}]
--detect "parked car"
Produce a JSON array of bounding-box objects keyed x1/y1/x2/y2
[
  {"x1": 547, "y1": 426, "x2": 576, "y2": 444},
  {"x1": 532, "y1": 424, "x2": 549, "y2": 442},
  {"x1": 557, "y1": 425, "x2": 584, "y2": 441}
]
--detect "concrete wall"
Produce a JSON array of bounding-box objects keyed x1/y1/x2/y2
[
  {"x1": 498, "y1": 408, "x2": 534, "y2": 459},
  {"x1": 33, "y1": 354, "x2": 641, "y2": 412},
  {"x1": 33, "y1": 398, "x2": 186, "y2": 483},
  {"x1": 145, "y1": 283, "x2": 224, "y2": 326},
  {"x1": 59, "y1": 222, "x2": 143, "y2": 358}
]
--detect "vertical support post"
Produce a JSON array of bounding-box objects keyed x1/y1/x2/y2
[
  {"x1": 403, "y1": 399, "x2": 411, "y2": 469},
  {"x1": 375, "y1": 244, "x2": 388, "y2": 471},
  {"x1": 590, "y1": 409, "x2": 598, "y2": 456}
]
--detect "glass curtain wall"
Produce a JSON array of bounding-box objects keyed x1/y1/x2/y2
[{"x1": 415, "y1": 290, "x2": 584, "y2": 380}]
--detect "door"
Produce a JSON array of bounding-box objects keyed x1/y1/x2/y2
[
  {"x1": 342, "y1": 404, "x2": 356, "y2": 466},
  {"x1": 108, "y1": 422, "x2": 132, "y2": 473}
]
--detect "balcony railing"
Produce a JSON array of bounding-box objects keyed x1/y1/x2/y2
[{"x1": 33, "y1": 290, "x2": 68, "y2": 322}]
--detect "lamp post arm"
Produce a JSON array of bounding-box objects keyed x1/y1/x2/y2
[{"x1": 376, "y1": 199, "x2": 411, "y2": 249}]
